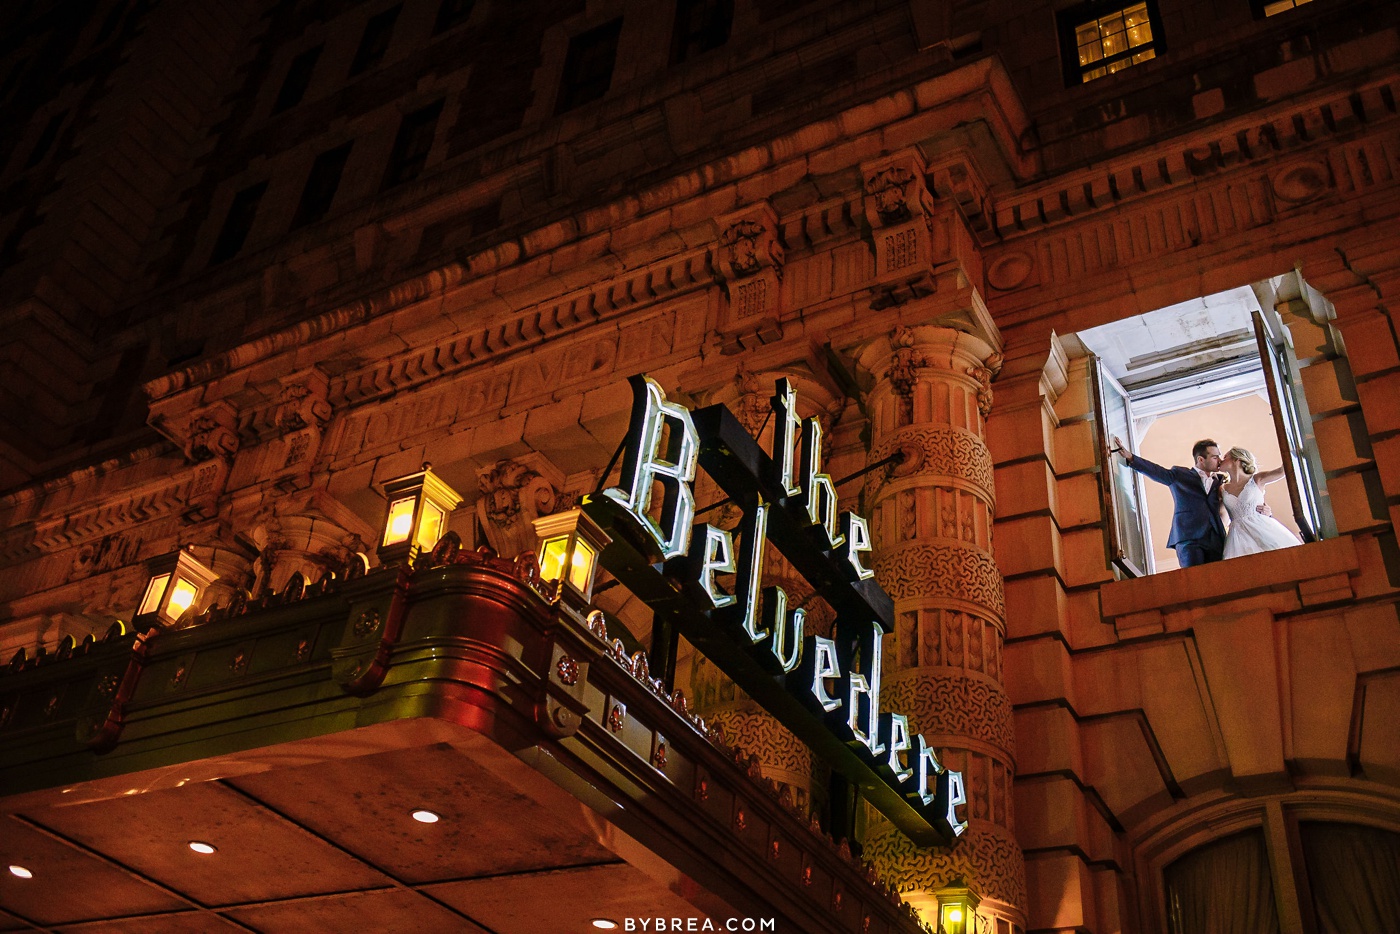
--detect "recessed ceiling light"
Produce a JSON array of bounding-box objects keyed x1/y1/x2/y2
[
  {"x1": 8, "y1": 865, "x2": 32, "y2": 879},
  {"x1": 188, "y1": 841, "x2": 217, "y2": 854},
  {"x1": 591, "y1": 921, "x2": 618, "y2": 930},
  {"x1": 411, "y1": 809, "x2": 440, "y2": 824}
]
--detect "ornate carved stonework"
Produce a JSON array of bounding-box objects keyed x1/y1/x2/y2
[
  {"x1": 68, "y1": 533, "x2": 142, "y2": 582},
  {"x1": 862, "y1": 152, "x2": 940, "y2": 305},
  {"x1": 873, "y1": 544, "x2": 1006, "y2": 619},
  {"x1": 865, "y1": 166, "x2": 921, "y2": 226},
  {"x1": 880, "y1": 672, "x2": 1015, "y2": 755},
  {"x1": 185, "y1": 404, "x2": 239, "y2": 463},
  {"x1": 274, "y1": 370, "x2": 332, "y2": 435},
  {"x1": 868, "y1": 426, "x2": 996, "y2": 495},
  {"x1": 855, "y1": 322, "x2": 1023, "y2": 924},
  {"x1": 476, "y1": 457, "x2": 561, "y2": 560},
  {"x1": 715, "y1": 203, "x2": 784, "y2": 352},
  {"x1": 862, "y1": 819, "x2": 1027, "y2": 912}
]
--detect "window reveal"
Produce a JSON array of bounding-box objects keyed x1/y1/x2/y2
[
  {"x1": 382, "y1": 101, "x2": 443, "y2": 190},
  {"x1": 556, "y1": 19, "x2": 622, "y2": 114},
  {"x1": 292, "y1": 141, "x2": 353, "y2": 229}
]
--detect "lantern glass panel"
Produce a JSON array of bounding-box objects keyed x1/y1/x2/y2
[
  {"x1": 384, "y1": 496, "x2": 416, "y2": 546},
  {"x1": 166, "y1": 577, "x2": 199, "y2": 616},
  {"x1": 569, "y1": 537, "x2": 597, "y2": 591},
  {"x1": 539, "y1": 536, "x2": 570, "y2": 583},
  {"x1": 416, "y1": 499, "x2": 446, "y2": 551},
  {"x1": 942, "y1": 905, "x2": 966, "y2": 934},
  {"x1": 139, "y1": 574, "x2": 171, "y2": 616}
]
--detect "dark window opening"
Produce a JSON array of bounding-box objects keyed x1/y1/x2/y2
[
  {"x1": 274, "y1": 45, "x2": 322, "y2": 113},
  {"x1": 1057, "y1": 0, "x2": 1164, "y2": 86},
  {"x1": 349, "y1": 5, "x2": 401, "y2": 77},
  {"x1": 433, "y1": 0, "x2": 475, "y2": 35},
  {"x1": 24, "y1": 110, "x2": 66, "y2": 170},
  {"x1": 292, "y1": 141, "x2": 353, "y2": 230},
  {"x1": 1, "y1": 57, "x2": 30, "y2": 103},
  {"x1": 555, "y1": 18, "x2": 622, "y2": 114},
  {"x1": 209, "y1": 181, "x2": 267, "y2": 265},
  {"x1": 382, "y1": 100, "x2": 442, "y2": 190},
  {"x1": 93, "y1": 1, "x2": 128, "y2": 46},
  {"x1": 671, "y1": 0, "x2": 733, "y2": 64}
]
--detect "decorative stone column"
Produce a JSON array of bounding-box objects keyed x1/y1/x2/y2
[{"x1": 857, "y1": 324, "x2": 1026, "y2": 930}]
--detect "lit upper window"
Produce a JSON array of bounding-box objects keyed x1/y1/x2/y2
[
  {"x1": 1259, "y1": 0, "x2": 1312, "y2": 16},
  {"x1": 1059, "y1": 1, "x2": 1164, "y2": 86}
]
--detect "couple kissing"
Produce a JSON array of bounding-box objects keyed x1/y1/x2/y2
[{"x1": 1110, "y1": 437, "x2": 1300, "y2": 568}]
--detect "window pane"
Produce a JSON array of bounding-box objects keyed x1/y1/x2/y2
[
  {"x1": 672, "y1": 0, "x2": 733, "y2": 63},
  {"x1": 1071, "y1": 2, "x2": 1158, "y2": 81},
  {"x1": 273, "y1": 45, "x2": 321, "y2": 113},
  {"x1": 349, "y1": 5, "x2": 401, "y2": 76},
  {"x1": 382, "y1": 100, "x2": 443, "y2": 190},
  {"x1": 432, "y1": 0, "x2": 474, "y2": 35},
  {"x1": 556, "y1": 18, "x2": 622, "y2": 114},
  {"x1": 1092, "y1": 357, "x2": 1150, "y2": 577},
  {"x1": 292, "y1": 141, "x2": 352, "y2": 229},
  {"x1": 209, "y1": 181, "x2": 267, "y2": 264},
  {"x1": 24, "y1": 110, "x2": 66, "y2": 169}
]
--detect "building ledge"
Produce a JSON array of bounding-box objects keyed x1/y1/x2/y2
[{"x1": 1098, "y1": 534, "x2": 1360, "y2": 626}]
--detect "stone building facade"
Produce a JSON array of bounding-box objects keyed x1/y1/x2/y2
[{"x1": 1, "y1": 0, "x2": 1399, "y2": 931}]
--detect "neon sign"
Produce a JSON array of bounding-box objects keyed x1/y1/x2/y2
[{"x1": 582, "y1": 375, "x2": 967, "y2": 845}]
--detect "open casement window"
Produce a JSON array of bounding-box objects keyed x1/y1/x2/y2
[
  {"x1": 1253, "y1": 309, "x2": 1331, "y2": 542},
  {"x1": 1091, "y1": 354, "x2": 1151, "y2": 577}
]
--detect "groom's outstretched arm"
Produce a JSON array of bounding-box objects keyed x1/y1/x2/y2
[{"x1": 1110, "y1": 435, "x2": 1174, "y2": 486}]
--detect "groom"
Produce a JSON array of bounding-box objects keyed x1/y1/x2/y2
[{"x1": 1111, "y1": 436, "x2": 1227, "y2": 568}]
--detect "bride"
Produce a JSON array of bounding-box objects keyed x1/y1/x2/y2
[{"x1": 1219, "y1": 446, "x2": 1302, "y2": 558}]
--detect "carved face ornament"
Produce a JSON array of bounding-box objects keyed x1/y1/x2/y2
[{"x1": 866, "y1": 167, "x2": 916, "y2": 223}]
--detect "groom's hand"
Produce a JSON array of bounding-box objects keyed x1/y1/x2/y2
[{"x1": 1257, "y1": 503, "x2": 1273, "y2": 517}]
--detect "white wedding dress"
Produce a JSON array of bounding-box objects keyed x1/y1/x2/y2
[{"x1": 1222, "y1": 476, "x2": 1301, "y2": 558}]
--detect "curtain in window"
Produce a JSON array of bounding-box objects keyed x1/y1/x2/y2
[
  {"x1": 1164, "y1": 829, "x2": 1281, "y2": 934},
  {"x1": 1301, "y1": 821, "x2": 1400, "y2": 933}
]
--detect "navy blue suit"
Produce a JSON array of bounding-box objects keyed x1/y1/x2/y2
[{"x1": 1125, "y1": 454, "x2": 1226, "y2": 567}]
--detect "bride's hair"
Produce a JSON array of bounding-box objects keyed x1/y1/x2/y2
[{"x1": 1227, "y1": 446, "x2": 1257, "y2": 474}]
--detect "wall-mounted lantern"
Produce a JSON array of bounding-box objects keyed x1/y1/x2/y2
[
  {"x1": 934, "y1": 876, "x2": 981, "y2": 934},
  {"x1": 378, "y1": 463, "x2": 463, "y2": 566},
  {"x1": 134, "y1": 547, "x2": 219, "y2": 627},
  {"x1": 532, "y1": 507, "x2": 611, "y2": 609}
]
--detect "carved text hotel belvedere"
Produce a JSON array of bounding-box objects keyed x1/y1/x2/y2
[{"x1": 584, "y1": 375, "x2": 967, "y2": 845}]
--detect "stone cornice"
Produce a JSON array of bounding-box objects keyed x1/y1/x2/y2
[
  {"x1": 990, "y1": 71, "x2": 1400, "y2": 245},
  {"x1": 140, "y1": 59, "x2": 1029, "y2": 372}
]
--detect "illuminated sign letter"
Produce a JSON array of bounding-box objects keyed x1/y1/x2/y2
[
  {"x1": 846, "y1": 619, "x2": 886, "y2": 758},
  {"x1": 801, "y1": 636, "x2": 842, "y2": 712},
  {"x1": 731, "y1": 500, "x2": 771, "y2": 644},
  {"x1": 694, "y1": 524, "x2": 736, "y2": 609},
  {"x1": 836, "y1": 512, "x2": 874, "y2": 580},
  {"x1": 798, "y1": 417, "x2": 843, "y2": 549},
  {"x1": 602, "y1": 376, "x2": 699, "y2": 560},
  {"x1": 771, "y1": 378, "x2": 803, "y2": 497},
  {"x1": 879, "y1": 712, "x2": 913, "y2": 785},
  {"x1": 763, "y1": 586, "x2": 804, "y2": 673},
  {"x1": 942, "y1": 768, "x2": 969, "y2": 838},
  {"x1": 909, "y1": 735, "x2": 942, "y2": 806}
]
